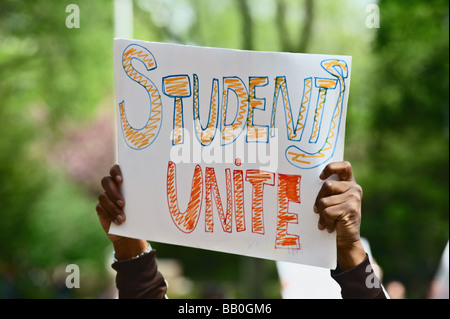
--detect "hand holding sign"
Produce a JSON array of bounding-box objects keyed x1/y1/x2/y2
[
  {"x1": 96, "y1": 164, "x2": 150, "y2": 261},
  {"x1": 97, "y1": 161, "x2": 366, "y2": 269},
  {"x1": 110, "y1": 39, "x2": 352, "y2": 268},
  {"x1": 313, "y1": 161, "x2": 366, "y2": 271}
]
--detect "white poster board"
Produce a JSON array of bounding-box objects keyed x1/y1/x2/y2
[{"x1": 110, "y1": 38, "x2": 351, "y2": 269}]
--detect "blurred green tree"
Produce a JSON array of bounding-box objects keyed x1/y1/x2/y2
[
  {"x1": 0, "y1": 0, "x2": 115, "y2": 297},
  {"x1": 359, "y1": 0, "x2": 449, "y2": 298}
]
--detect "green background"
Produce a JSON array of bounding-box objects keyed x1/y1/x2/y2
[{"x1": 0, "y1": 0, "x2": 448, "y2": 298}]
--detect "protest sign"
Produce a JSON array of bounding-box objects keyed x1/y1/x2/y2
[{"x1": 110, "y1": 38, "x2": 351, "y2": 268}]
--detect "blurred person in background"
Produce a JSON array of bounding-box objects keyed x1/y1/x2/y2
[
  {"x1": 385, "y1": 280, "x2": 406, "y2": 299},
  {"x1": 428, "y1": 241, "x2": 449, "y2": 299}
]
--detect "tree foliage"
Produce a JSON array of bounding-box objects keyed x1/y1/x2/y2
[{"x1": 360, "y1": 0, "x2": 449, "y2": 297}]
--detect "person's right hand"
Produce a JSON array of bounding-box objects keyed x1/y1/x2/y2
[
  {"x1": 96, "y1": 164, "x2": 149, "y2": 260},
  {"x1": 96, "y1": 164, "x2": 126, "y2": 243},
  {"x1": 314, "y1": 161, "x2": 366, "y2": 271}
]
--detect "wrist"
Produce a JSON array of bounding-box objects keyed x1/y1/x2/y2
[
  {"x1": 113, "y1": 238, "x2": 150, "y2": 261},
  {"x1": 337, "y1": 240, "x2": 366, "y2": 271}
]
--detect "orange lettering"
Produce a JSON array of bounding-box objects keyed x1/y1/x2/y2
[
  {"x1": 275, "y1": 174, "x2": 301, "y2": 249},
  {"x1": 205, "y1": 167, "x2": 233, "y2": 233},
  {"x1": 233, "y1": 169, "x2": 246, "y2": 232},
  {"x1": 166, "y1": 161, "x2": 203, "y2": 233},
  {"x1": 245, "y1": 170, "x2": 275, "y2": 234}
]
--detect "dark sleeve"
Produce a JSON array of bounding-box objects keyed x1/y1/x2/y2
[
  {"x1": 331, "y1": 254, "x2": 387, "y2": 299},
  {"x1": 111, "y1": 249, "x2": 167, "y2": 299}
]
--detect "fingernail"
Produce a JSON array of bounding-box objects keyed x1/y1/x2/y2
[
  {"x1": 115, "y1": 176, "x2": 122, "y2": 183},
  {"x1": 117, "y1": 199, "x2": 124, "y2": 207},
  {"x1": 116, "y1": 214, "x2": 124, "y2": 222},
  {"x1": 318, "y1": 222, "x2": 325, "y2": 230}
]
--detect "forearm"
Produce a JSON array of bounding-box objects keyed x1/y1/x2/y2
[
  {"x1": 112, "y1": 248, "x2": 168, "y2": 299},
  {"x1": 113, "y1": 238, "x2": 149, "y2": 261},
  {"x1": 337, "y1": 240, "x2": 367, "y2": 272},
  {"x1": 331, "y1": 252, "x2": 387, "y2": 299}
]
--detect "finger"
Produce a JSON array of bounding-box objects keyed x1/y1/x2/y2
[
  {"x1": 318, "y1": 200, "x2": 351, "y2": 233},
  {"x1": 314, "y1": 180, "x2": 354, "y2": 212},
  {"x1": 96, "y1": 203, "x2": 109, "y2": 219},
  {"x1": 110, "y1": 164, "x2": 123, "y2": 185},
  {"x1": 315, "y1": 184, "x2": 357, "y2": 233},
  {"x1": 317, "y1": 191, "x2": 362, "y2": 233},
  {"x1": 98, "y1": 192, "x2": 125, "y2": 224},
  {"x1": 317, "y1": 193, "x2": 347, "y2": 213},
  {"x1": 316, "y1": 182, "x2": 358, "y2": 209},
  {"x1": 96, "y1": 202, "x2": 116, "y2": 226},
  {"x1": 320, "y1": 161, "x2": 354, "y2": 182},
  {"x1": 97, "y1": 192, "x2": 119, "y2": 220},
  {"x1": 96, "y1": 203, "x2": 123, "y2": 227},
  {"x1": 101, "y1": 176, "x2": 125, "y2": 208},
  {"x1": 317, "y1": 213, "x2": 326, "y2": 230},
  {"x1": 318, "y1": 209, "x2": 336, "y2": 233}
]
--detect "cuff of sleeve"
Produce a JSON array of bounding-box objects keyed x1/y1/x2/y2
[
  {"x1": 331, "y1": 253, "x2": 386, "y2": 299},
  {"x1": 112, "y1": 249, "x2": 167, "y2": 299}
]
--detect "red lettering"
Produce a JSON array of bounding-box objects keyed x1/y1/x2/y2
[
  {"x1": 205, "y1": 167, "x2": 233, "y2": 233},
  {"x1": 233, "y1": 169, "x2": 246, "y2": 232},
  {"x1": 245, "y1": 170, "x2": 275, "y2": 234},
  {"x1": 166, "y1": 162, "x2": 301, "y2": 251},
  {"x1": 275, "y1": 174, "x2": 301, "y2": 249},
  {"x1": 166, "y1": 161, "x2": 203, "y2": 233}
]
